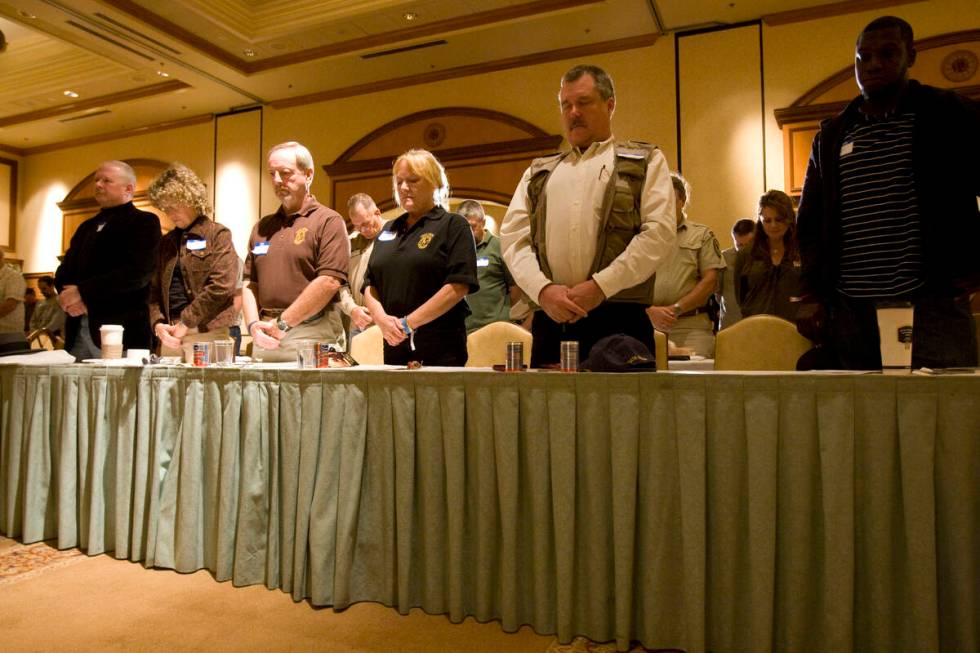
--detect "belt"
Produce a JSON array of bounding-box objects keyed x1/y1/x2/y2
[
  {"x1": 260, "y1": 307, "x2": 327, "y2": 325},
  {"x1": 678, "y1": 306, "x2": 710, "y2": 318}
]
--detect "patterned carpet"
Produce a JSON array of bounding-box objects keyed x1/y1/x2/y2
[
  {"x1": 546, "y1": 637, "x2": 666, "y2": 653},
  {"x1": 0, "y1": 537, "x2": 85, "y2": 586},
  {"x1": 0, "y1": 535, "x2": 662, "y2": 651}
]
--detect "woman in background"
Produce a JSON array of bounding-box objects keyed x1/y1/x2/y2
[
  {"x1": 148, "y1": 164, "x2": 239, "y2": 357},
  {"x1": 734, "y1": 189, "x2": 803, "y2": 322},
  {"x1": 362, "y1": 149, "x2": 478, "y2": 366}
]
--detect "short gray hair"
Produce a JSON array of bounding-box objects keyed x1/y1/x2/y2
[
  {"x1": 268, "y1": 141, "x2": 314, "y2": 173},
  {"x1": 561, "y1": 65, "x2": 615, "y2": 101},
  {"x1": 346, "y1": 192, "x2": 377, "y2": 214},
  {"x1": 456, "y1": 199, "x2": 484, "y2": 221},
  {"x1": 99, "y1": 160, "x2": 136, "y2": 185}
]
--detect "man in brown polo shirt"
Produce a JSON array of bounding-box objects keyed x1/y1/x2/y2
[{"x1": 243, "y1": 141, "x2": 350, "y2": 361}]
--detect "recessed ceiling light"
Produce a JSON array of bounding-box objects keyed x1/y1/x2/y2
[
  {"x1": 403, "y1": 11, "x2": 419, "y2": 22},
  {"x1": 242, "y1": 48, "x2": 256, "y2": 57},
  {"x1": 18, "y1": 10, "x2": 36, "y2": 19},
  {"x1": 64, "y1": 90, "x2": 79, "y2": 98},
  {"x1": 156, "y1": 70, "x2": 170, "y2": 77}
]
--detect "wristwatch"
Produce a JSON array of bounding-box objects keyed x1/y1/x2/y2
[{"x1": 276, "y1": 317, "x2": 292, "y2": 333}]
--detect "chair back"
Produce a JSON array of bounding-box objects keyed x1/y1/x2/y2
[
  {"x1": 654, "y1": 330, "x2": 668, "y2": 370},
  {"x1": 350, "y1": 325, "x2": 385, "y2": 365},
  {"x1": 714, "y1": 314, "x2": 812, "y2": 371},
  {"x1": 465, "y1": 321, "x2": 532, "y2": 368},
  {"x1": 27, "y1": 328, "x2": 63, "y2": 351}
]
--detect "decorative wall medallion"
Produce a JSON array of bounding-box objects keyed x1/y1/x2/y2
[
  {"x1": 941, "y1": 49, "x2": 978, "y2": 82},
  {"x1": 423, "y1": 122, "x2": 446, "y2": 148}
]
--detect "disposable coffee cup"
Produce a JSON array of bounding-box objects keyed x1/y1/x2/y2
[
  {"x1": 876, "y1": 302, "x2": 913, "y2": 374},
  {"x1": 100, "y1": 324, "x2": 124, "y2": 359}
]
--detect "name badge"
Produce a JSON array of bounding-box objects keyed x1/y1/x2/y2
[
  {"x1": 186, "y1": 239, "x2": 206, "y2": 251},
  {"x1": 252, "y1": 241, "x2": 270, "y2": 255},
  {"x1": 840, "y1": 141, "x2": 854, "y2": 156},
  {"x1": 476, "y1": 257, "x2": 490, "y2": 267},
  {"x1": 377, "y1": 231, "x2": 396, "y2": 242}
]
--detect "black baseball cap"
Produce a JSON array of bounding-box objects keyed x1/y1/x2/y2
[{"x1": 581, "y1": 334, "x2": 657, "y2": 372}]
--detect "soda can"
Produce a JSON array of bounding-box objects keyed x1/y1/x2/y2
[
  {"x1": 505, "y1": 341, "x2": 524, "y2": 372},
  {"x1": 316, "y1": 342, "x2": 333, "y2": 368},
  {"x1": 560, "y1": 340, "x2": 579, "y2": 373},
  {"x1": 192, "y1": 342, "x2": 210, "y2": 367}
]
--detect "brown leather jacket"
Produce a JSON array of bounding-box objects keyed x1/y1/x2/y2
[{"x1": 149, "y1": 216, "x2": 239, "y2": 331}]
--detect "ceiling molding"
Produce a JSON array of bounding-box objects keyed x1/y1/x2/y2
[
  {"x1": 0, "y1": 80, "x2": 191, "y2": 129},
  {"x1": 762, "y1": 0, "x2": 926, "y2": 27},
  {"x1": 272, "y1": 33, "x2": 660, "y2": 109},
  {"x1": 101, "y1": 0, "x2": 246, "y2": 71},
  {"x1": 0, "y1": 145, "x2": 27, "y2": 158},
  {"x1": 104, "y1": 0, "x2": 603, "y2": 75},
  {"x1": 17, "y1": 114, "x2": 213, "y2": 156}
]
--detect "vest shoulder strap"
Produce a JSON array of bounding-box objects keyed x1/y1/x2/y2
[{"x1": 526, "y1": 151, "x2": 567, "y2": 215}]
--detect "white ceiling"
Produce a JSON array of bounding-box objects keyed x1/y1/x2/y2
[{"x1": 0, "y1": 0, "x2": 881, "y2": 153}]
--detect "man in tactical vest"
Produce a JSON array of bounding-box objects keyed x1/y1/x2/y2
[{"x1": 500, "y1": 64, "x2": 677, "y2": 366}]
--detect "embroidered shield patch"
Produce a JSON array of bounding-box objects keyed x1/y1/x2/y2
[
  {"x1": 417, "y1": 233, "x2": 434, "y2": 249},
  {"x1": 294, "y1": 227, "x2": 308, "y2": 245}
]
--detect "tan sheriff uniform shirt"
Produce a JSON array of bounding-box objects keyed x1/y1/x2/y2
[
  {"x1": 652, "y1": 220, "x2": 726, "y2": 306},
  {"x1": 338, "y1": 233, "x2": 374, "y2": 316},
  {"x1": 0, "y1": 264, "x2": 25, "y2": 334}
]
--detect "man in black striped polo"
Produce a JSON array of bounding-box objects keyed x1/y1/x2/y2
[{"x1": 796, "y1": 15, "x2": 979, "y2": 370}]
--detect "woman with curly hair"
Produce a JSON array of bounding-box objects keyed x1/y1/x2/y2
[
  {"x1": 734, "y1": 189, "x2": 804, "y2": 322},
  {"x1": 147, "y1": 164, "x2": 239, "y2": 356}
]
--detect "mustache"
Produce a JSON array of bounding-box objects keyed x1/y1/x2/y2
[{"x1": 569, "y1": 119, "x2": 586, "y2": 129}]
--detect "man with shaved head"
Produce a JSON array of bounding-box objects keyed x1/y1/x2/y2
[{"x1": 55, "y1": 160, "x2": 161, "y2": 359}]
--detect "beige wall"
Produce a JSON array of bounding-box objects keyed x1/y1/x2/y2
[
  {"x1": 12, "y1": 0, "x2": 979, "y2": 273},
  {"x1": 679, "y1": 24, "x2": 764, "y2": 240},
  {"x1": 260, "y1": 40, "x2": 678, "y2": 217},
  {"x1": 18, "y1": 123, "x2": 214, "y2": 274},
  {"x1": 761, "y1": 0, "x2": 980, "y2": 217}
]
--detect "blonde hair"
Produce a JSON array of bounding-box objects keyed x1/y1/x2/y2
[
  {"x1": 148, "y1": 164, "x2": 212, "y2": 219},
  {"x1": 392, "y1": 149, "x2": 450, "y2": 210}
]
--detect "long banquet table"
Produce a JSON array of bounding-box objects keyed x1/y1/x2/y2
[{"x1": 1, "y1": 363, "x2": 977, "y2": 652}]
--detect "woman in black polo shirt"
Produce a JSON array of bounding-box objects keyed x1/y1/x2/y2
[{"x1": 362, "y1": 149, "x2": 478, "y2": 366}]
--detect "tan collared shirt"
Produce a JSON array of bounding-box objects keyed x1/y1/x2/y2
[
  {"x1": 0, "y1": 265, "x2": 25, "y2": 333},
  {"x1": 500, "y1": 136, "x2": 676, "y2": 303},
  {"x1": 338, "y1": 234, "x2": 375, "y2": 316},
  {"x1": 652, "y1": 220, "x2": 726, "y2": 306}
]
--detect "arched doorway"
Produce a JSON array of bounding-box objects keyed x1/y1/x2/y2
[
  {"x1": 775, "y1": 29, "x2": 980, "y2": 197},
  {"x1": 323, "y1": 107, "x2": 562, "y2": 221}
]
